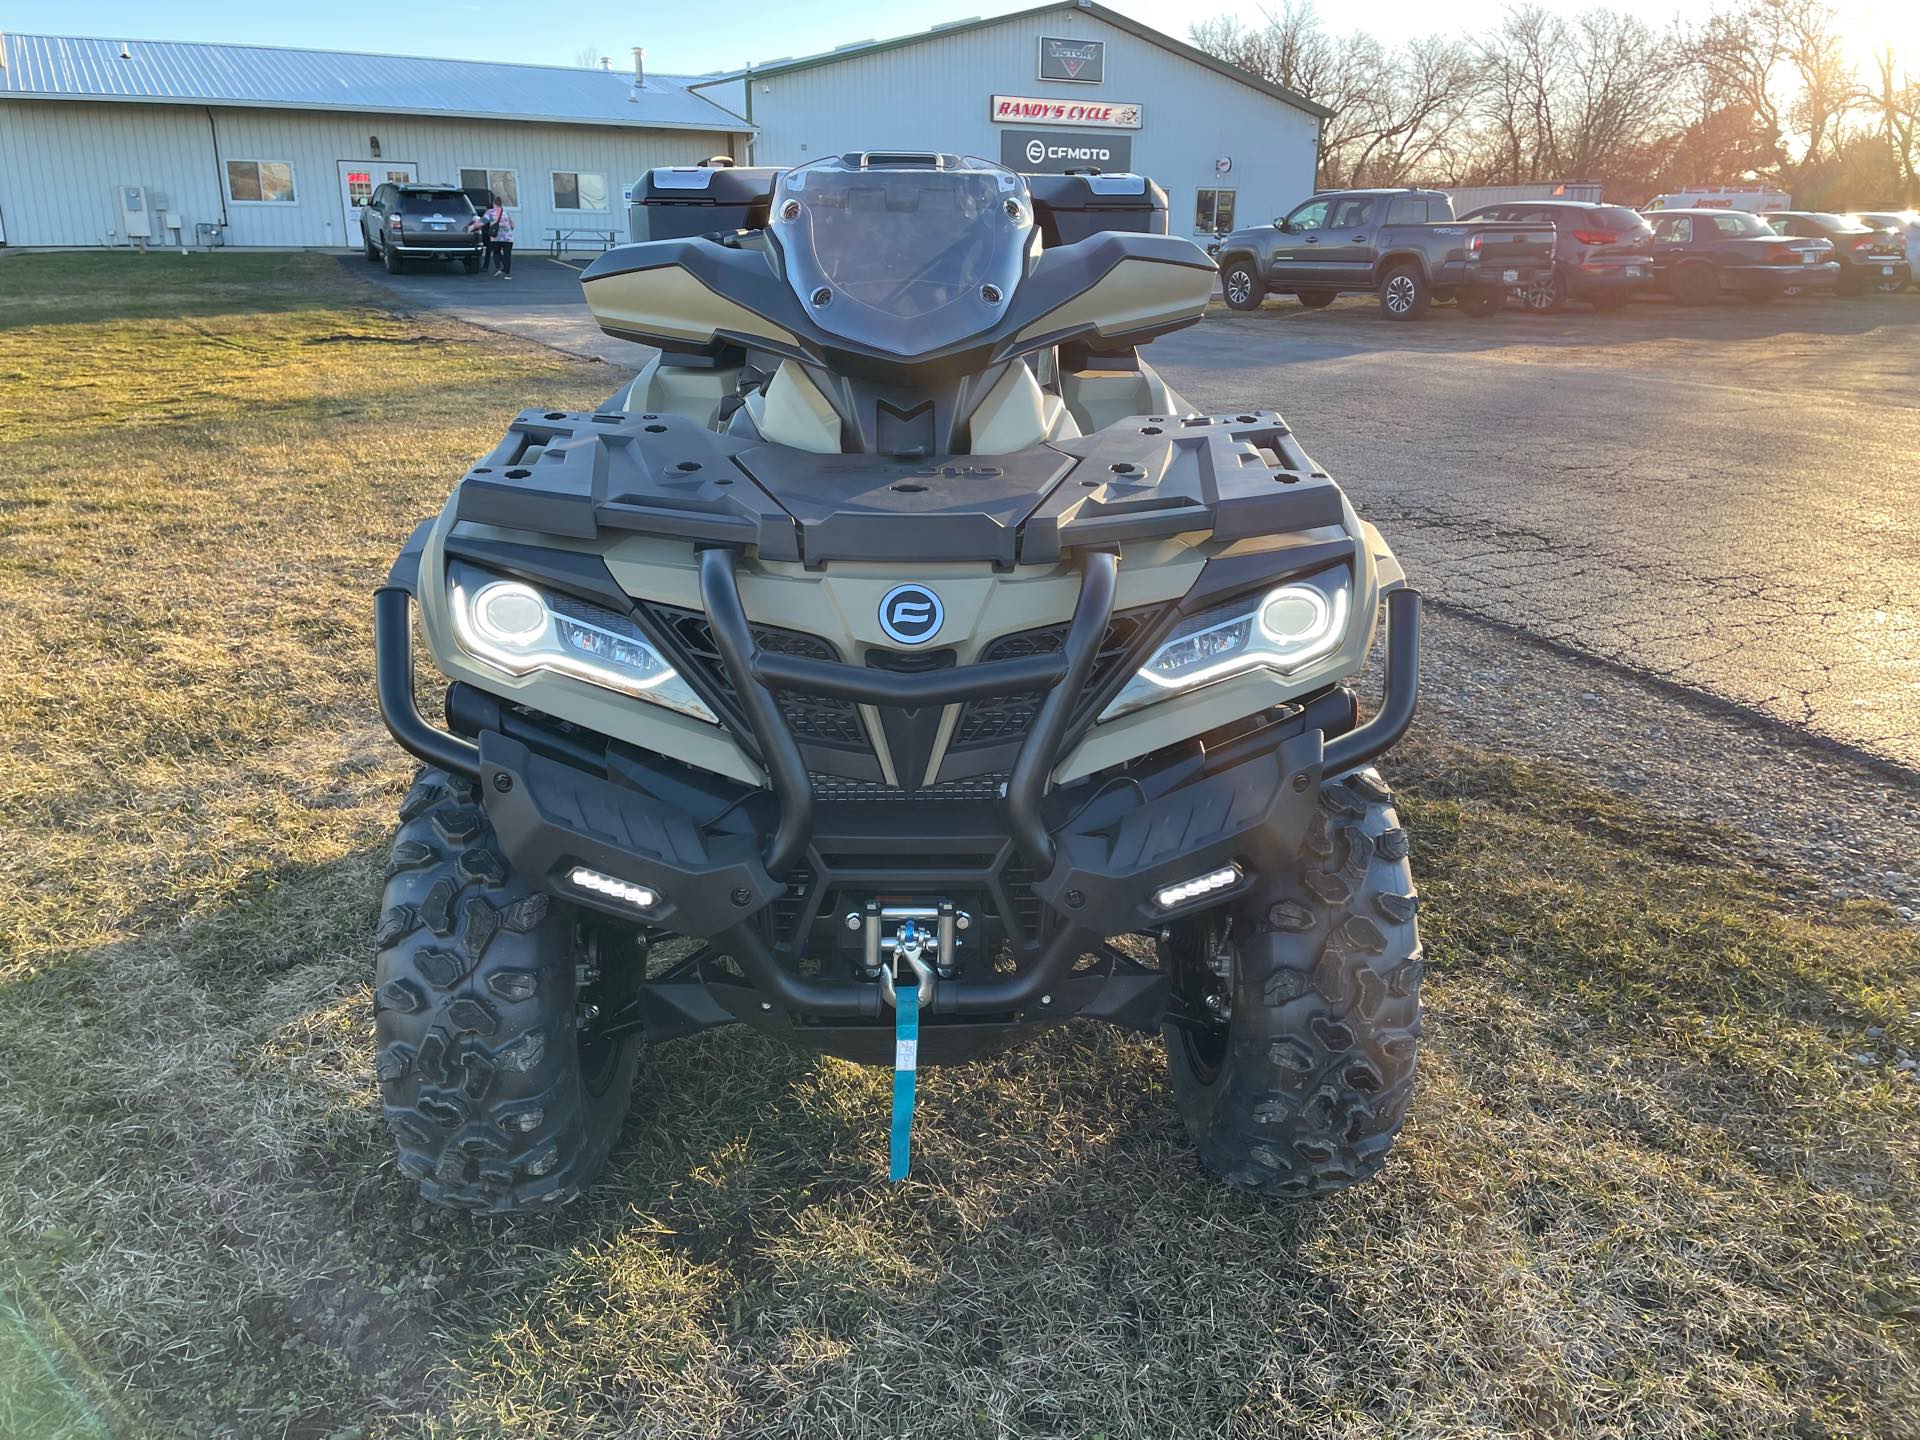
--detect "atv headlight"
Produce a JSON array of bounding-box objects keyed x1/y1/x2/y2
[
  {"x1": 1100, "y1": 566, "x2": 1351, "y2": 720},
  {"x1": 447, "y1": 561, "x2": 717, "y2": 723}
]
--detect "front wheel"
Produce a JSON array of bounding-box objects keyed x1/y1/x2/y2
[
  {"x1": 1221, "y1": 261, "x2": 1266, "y2": 311},
  {"x1": 1379, "y1": 266, "x2": 1430, "y2": 320},
  {"x1": 1164, "y1": 768, "x2": 1423, "y2": 1196},
  {"x1": 374, "y1": 768, "x2": 644, "y2": 1211}
]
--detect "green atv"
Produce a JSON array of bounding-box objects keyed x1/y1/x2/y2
[{"x1": 371, "y1": 152, "x2": 1423, "y2": 1210}]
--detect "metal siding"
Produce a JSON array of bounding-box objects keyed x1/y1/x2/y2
[
  {"x1": 0, "y1": 99, "x2": 742, "y2": 246},
  {"x1": 744, "y1": 11, "x2": 1320, "y2": 241}
]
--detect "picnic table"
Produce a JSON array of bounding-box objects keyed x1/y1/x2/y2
[{"x1": 546, "y1": 227, "x2": 620, "y2": 258}]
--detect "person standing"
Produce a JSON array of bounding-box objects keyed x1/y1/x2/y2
[{"x1": 491, "y1": 204, "x2": 516, "y2": 279}]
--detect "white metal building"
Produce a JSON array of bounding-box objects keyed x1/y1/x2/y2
[
  {"x1": 0, "y1": 34, "x2": 752, "y2": 249},
  {"x1": 694, "y1": 0, "x2": 1330, "y2": 241}
]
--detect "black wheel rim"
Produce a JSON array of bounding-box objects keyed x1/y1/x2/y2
[
  {"x1": 1170, "y1": 922, "x2": 1232, "y2": 1082},
  {"x1": 575, "y1": 924, "x2": 639, "y2": 1096}
]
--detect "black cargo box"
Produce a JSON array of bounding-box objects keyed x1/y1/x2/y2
[
  {"x1": 626, "y1": 166, "x2": 779, "y2": 242},
  {"x1": 1024, "y1": 173, "x2": 1169, "y2": 246}
]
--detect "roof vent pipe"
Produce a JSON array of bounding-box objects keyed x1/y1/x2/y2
[{"x1": 633, "y1": 46, "x2": 645, "y2": 86}]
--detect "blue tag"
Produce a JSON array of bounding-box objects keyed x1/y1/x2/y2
[{"x1": 889, "y1": 979, "x2": 919, "y2": 1182}]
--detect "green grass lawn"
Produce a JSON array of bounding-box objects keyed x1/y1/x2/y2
[{"x1": 1, "y1": 251, "x2": 1916, "y2": 1440}]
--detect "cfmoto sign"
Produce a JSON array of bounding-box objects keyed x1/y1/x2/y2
[{"x1": 999, "y1": 128, "x2": 1133, "y2": 174}]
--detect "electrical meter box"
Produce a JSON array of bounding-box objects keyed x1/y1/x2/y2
[{"x1": 119, "y1": 186, "x2": 154, "y2": 239}]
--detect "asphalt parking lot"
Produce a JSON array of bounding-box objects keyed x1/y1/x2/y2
[
  {"x1": 1164, "y1": 293, "x2": 1920, "y2": 771},
  {"x1": 358, "y1": 255, "x2": 1920, "y2": 771}
]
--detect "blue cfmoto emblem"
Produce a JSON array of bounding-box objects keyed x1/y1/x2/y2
[{"x1": 879, "y1": 584, "x2": 944, "y2": 646}]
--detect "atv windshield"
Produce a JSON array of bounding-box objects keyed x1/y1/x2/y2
[{"x1": 769, "y1": 156, "x2": 1035, "y2": 355}]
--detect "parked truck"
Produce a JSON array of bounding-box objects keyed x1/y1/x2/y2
[{"x1": 1213, "y1": 187, "x2": 1558, "y2": 320}]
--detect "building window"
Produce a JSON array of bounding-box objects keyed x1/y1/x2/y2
[
  {"x1": 226, "y1": 160, "x2": 295, "y2": 204},
  {"x1": 1195, "y1": 188, "x2": 1236, "y2": 234},
  {"x1": 459, "y1": 168, "x2": 519, "y2": 208},
  {"x1": 552, "y1": 171, "x2": 609, "y2": 211}
]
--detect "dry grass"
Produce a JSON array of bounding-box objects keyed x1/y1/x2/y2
[{"x1": 0, "y1": 253, "x2": 1916, "y2": 1440}]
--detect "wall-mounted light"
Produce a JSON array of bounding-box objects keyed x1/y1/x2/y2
[{"x1": 369, "y1": 135, "x2": 382, "y2": 158}]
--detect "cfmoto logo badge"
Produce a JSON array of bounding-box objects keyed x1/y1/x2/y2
[
  {"x1": 879, "y1": 584, "x2": 944, "y2": 646},
  {"x1": 1025, "y1": 138, "x2": 1047, "y2": 165}
]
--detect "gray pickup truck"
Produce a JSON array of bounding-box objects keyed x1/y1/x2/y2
[{"x1": 1213, "y1": 187, "x2": 1558, "y2": 320}]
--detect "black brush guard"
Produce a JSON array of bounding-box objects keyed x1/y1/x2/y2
[{"x1": 374, "y1": 546, "x2": 1421, "y2": 1029}]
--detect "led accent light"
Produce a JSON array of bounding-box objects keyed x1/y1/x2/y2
[
  {"x1": 446, "y1": 560, "x2": 717, "y2": 723},
  {"x1": 1100, "y1": 565, "x2": 1353, "y2": 720},
  {"x1": 567, "y1": 866, "x2": 658, "y2": 910},
  {"x1": 1154, "y1": 864, "x2": 1242, "y2": 911}
]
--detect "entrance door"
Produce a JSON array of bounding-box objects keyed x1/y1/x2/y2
[{"x1": 339, "y1": 161, "x2": 416, "y2": 245}]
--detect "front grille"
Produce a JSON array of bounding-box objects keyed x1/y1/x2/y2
[
  {"x1": 770, "y1": 864, "x2": 816, "y2": 942},
  {"x1": 810, "y1": 771, "x2": 1009, "y2": 803},
  {"x1": 950, "y1": 608, "x2": 1160, "y2": 751},
  {"x1": 645, "y1": 604, "x2": 868, "y2": 749},
  {"x1": 1000, "y1": 862, "x2": 1045, "y2": 936}
]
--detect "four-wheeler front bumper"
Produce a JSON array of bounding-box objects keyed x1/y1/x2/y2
[{"x1": 374, "y1": 544, "x2": 1422, "y2": 1029}]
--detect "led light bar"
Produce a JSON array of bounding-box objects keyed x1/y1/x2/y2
[
  {"x1": 1153, "y1": 864, "x2": 1242, "y2": 911},
  {"x1": 567, "y1": 866, "x2": 658, "y2": 911}
]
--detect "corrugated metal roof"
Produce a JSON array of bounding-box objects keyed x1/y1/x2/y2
[{"x1": 0, "y1": 32, "x2": 753, "y2": 131}]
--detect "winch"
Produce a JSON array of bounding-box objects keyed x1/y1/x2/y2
[{"x1": 847, "y1": 902, "x2": 970, "y2": 996}]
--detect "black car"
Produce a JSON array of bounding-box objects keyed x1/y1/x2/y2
[
  {"x1": 1645, "y1": 209, "x2": 1839, "y2": 302},
  {"x1": 1766, "y1": 212, "x2": 1911, "y2": 295},
  {"x1": 1458, "y1": 200, "x2": 1655, "y2": 312},
  {"x1": 361, "y1": 183, "x2": 485, "y2": 274}
]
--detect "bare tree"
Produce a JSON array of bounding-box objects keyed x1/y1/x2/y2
[
  {"x1": 1190, "y1": 5, "x2": 1474, "y2": 187},
  {"x1": 1872, "y1": 48, "x2": 1920, "y2": 201},
  {"x1": 1189, "y1": 0, "x2": 1879, "y2": 201},
  {"x1": 576, "y1": 45, "x2": 606, "y2": 71}
]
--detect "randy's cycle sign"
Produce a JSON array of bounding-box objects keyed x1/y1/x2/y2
[
  {"x1": 991, "y1": 95, "x2": 1141, "y2": 129},
  {"x1": 1038, "y1": 35, "x2": 1105, "y2": 83},
  {"x1": 999, "y1": 129, "x2": 1133, "y2": 174}
]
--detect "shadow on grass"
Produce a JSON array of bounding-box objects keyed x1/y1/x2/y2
[
  {"x1": 3, "y1": 758, "x2": 1919, "y2": 1437},
  {"x1": 0, "y1": 252, "x2": 366, "y2": 331}
]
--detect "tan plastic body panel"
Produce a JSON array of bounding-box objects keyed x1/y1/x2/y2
[
  {"x1": 623, "y1": 352, "x2": 741, "y2": 429},
  {"x1": 1016, "y1": 256, "x2": 1214, "y2": 345},
  {"x1": 1057, "y1": 359, "x2": 1182, "y2": 435},
  {"x1": 749, "y1": 361, "x2": 843, "y2": 453},
  {"x1": 968, "y1": 361, "x2": 1079, "y2": 454},
  {"x1": 582, "y1": 263, "x2": 798, "y2": 351}
]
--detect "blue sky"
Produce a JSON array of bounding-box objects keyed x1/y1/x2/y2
[{"x1": 10, "y1": 0, "x2": 1916, "y2": 74}]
